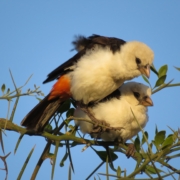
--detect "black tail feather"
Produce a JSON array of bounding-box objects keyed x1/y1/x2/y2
[{"x1": 21, "y1": 94, "x2": 63, "y2": 132}]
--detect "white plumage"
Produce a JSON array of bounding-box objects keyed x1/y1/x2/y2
[
  {"x1": 74, "y1": 82, "x2": 153, "y2": 142},
  {"x1": 69, "y1": 41, "x2": 154, "y2": 104}
]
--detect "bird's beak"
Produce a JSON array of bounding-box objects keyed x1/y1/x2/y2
[
  {"x1": 139, "y1": 64, "x2": 150, "y2": 78},
  {"x1": 140, "y1": 96, "x2": 153, "y2": 107}
]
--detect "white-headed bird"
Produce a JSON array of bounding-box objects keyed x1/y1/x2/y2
[
  {"x1": 74, "y1": 82, "x2": 153, "y2": 145},
  {"x1": 21, "y1": 35, "x2": 154, "y2": 131}
]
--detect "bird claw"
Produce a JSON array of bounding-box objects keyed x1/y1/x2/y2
[
  {"x1": 78, "y1": 102, "x2": 111, "y2": 132},
  {"x1": 126, "y1": 143, "x2": 135, "y2": 158},
  {"x1": 78, "y1": 102, "x2": 124, "y2": 135}
]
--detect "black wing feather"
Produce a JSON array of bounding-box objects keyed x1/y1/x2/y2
[
  {"x1": 73, "y1": 34, "x2": 126, "y2": 53},
  {"x1": 43, "y1": 34, "x2": 126, "y2": 84},
  {"x1": 43, "y1": 49, "x2": 86, "y2": 83}
]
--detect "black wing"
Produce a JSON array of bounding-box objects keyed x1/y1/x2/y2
[
  {"x1": 43, "y1": 34, "x2": 126, "y2": 84},
  {"x1": 43, "y1": 49, "x2": 86, "y2": 83},
  {"x1": 72, "y1": 34, "x2": 126, "y2": 53},
  {"x1": 88, "y1": 88, "x2": 121, "y2": 107}
]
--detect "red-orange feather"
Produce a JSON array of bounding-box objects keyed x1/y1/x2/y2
[
  {"x1": 21, "y1": 75, "x2": 72, "y2": 131},
  {"x1": 48, "y1": 75, "x2": 71, "y2": 100}
]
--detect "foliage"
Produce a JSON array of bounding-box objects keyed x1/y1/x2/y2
[{"x1": 0, "y1": 66, "x2": 180, "y2": 180}]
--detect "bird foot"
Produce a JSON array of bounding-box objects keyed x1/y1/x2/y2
[
  {"x1": 78, "y1": 102, "x2": 124, "y2": 135},
  {"x1": 126, "y1": 143, "x2": 135, "y2": 158},
  {"x1": 77, "y1": 102, "x2": 110, "y2": 131}
]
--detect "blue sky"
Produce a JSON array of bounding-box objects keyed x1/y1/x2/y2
[{"x1": 0, "y1": 1, "x2": 180, "y2": 180}]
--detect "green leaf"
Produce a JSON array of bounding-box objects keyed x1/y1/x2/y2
[
  {"x1": 46, "y1": 153, "x2": 54, "y2": 159},
  {"x1": 162, "y1": 135, "x2": 173, "y2": 149},
  {"x1": 66, "y1": 108, "x2": 75, "y2": 118},
  {"x1": 150, "y1": 65, "x2": 159, "y2": 76},
  {"x1": 6, "y1": 88, "x2": 10, "y2": 94},
  {"x1": 142, "y1": 75, "x2": 151, "y2": 86},
  {"x1": 154, "y1": 131, "x2": 166, "y2": 148},
  {"x1": 150, "y1": 143, "x2": 153, "y2": 149},
  {"x1": 71, "y1": 141, "x2": 78, "y2": 148},
  {"x1": 44, "y1": 124, "x2": 53, "y2": 132},
  {"x1": 60, "y1": 151, "x2": 68, "y2": 167},
  {"x1": 134, "y1": 136, "x2": 140, "y2": 152},
  {"x1": 1, "y1": 84, "x2": 5, "y2": 93},
  {"x1": 174, "y1": 66, "x2": 180, "y2": 71},
  {"x1": 146, "y1": 165, "x2": 164, "y2": 174},
  {"x1": 158, "y1": 65, "x2": 168, "y2": 78},
  {"x1": 58, "y1": 99, "x2": 71, "y2": 114},
  {"x1": 116, "y1": 166, "x2": 121, "y2": 177},
  {"x1": 36, "y1": 97, "x2": 42, "y2": 102},
  {"x1": 95, "y1": 150, "x2": 118, "y2": 162},
  {"x1": 155, "y1": 125, "x2": 158, "y2": 134},
  {"x1": 154, "y1": 75, "x2": 166, "y2": 87},
  {"x1": 142, "y1": 131, "x2": 148, "y2": 145}
]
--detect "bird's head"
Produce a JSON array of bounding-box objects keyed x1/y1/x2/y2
[
  {"x1": 120, "y1": 82, "x2": 153, "y2": 107},
  {"x1": 120, "y1": 41, "x2": 154, "y2": 79}
]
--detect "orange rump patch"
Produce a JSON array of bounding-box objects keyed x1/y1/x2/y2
[{"x1": 48, "y1": 75, "x2": 71, "y2": 100}]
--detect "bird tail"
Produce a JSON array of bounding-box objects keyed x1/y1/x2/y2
[{"x1": 21, "y1": 94, "x2": 63, "y2": 132}]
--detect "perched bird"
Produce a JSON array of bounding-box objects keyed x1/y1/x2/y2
[
  {"x1": 21, "y1": 35, "x2": 154, "y2": 131},
  {"x1": 74, "y1": 82, "x2": 153, "y2": 144}
]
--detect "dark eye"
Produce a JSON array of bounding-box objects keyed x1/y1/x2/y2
[
  {"x1": 136, "y1": 58, "x2": 141, "y2": 65},
  {"x1": 133, "y1": 92, "x2": 140, "y2": 99}
]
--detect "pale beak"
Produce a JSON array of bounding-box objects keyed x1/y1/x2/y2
[
  {"x1": 140, "y1": 96, "x2": 153, "y2": 107},
  {"x1": 139, "y1": 64, "x2": 150, "y2": 78}
]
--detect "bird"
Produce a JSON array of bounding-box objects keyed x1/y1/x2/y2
[
  {"x1": 74, "y1": 82, "x2": 153, "y2": 145},
  {"x1": 21, "y1": 34, "x2": 154, "y2": 131}
]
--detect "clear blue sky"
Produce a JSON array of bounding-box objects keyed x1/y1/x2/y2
[{"x1": 0, "y1": 1, "x2": 180, "y2": 180}]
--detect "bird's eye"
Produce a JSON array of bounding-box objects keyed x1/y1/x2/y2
[
  {"x1": 136, "y1": 58, "x2": 141, "y2": 65},
  {"x1": 133, "y1": 92, "x2": 140, "y2": 99}
]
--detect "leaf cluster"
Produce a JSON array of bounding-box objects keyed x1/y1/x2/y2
[{"x1": 0, "y1": 65, "x2": 180, "y2": 180}]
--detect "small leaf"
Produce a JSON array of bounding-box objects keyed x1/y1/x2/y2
[
  {"x1": 155, "y1": 125, "x2": 158, "y2": 135},
  {"x1": 60, "y1": 151, "x2": 68, "y2": 167},
  {"x1": 66, "y1": 108, "x2": 75, "y2": 118},
  {"x1": 117, "y1": 166, "x2": 121, "y2": 177},
  {"x1": 71, "y1": 141, "x2": 78, "y2": 148},
  {"x1": 158, "y1": 65, "x2": 168, "y2": 78},
  {"x1": 58, "y1": 99, "x2": 71, "y2": 114},
  {"x1": 95, "y1": 150, "x2": 118, "y2": 162},
  {"x1": 150, "y1": 65, "x2": 159, "y2": 76},
  {"x1": 36, "y1": 97, "x2": 42, "y2": 102},
  {"x1": 134, "y1": 136, "x2": 140, "y2": 152},
  {"x1": 174, "y1": 66, "x2": 180, "y2": 71},
  {"x1": 154, "y1": 75, "x2": 166, "y2": 87},
  {"x1": 162, "y1": 135, "x2": 173, "y2": 149},
  {"x1": 45, "y1": 153, "x2": 54, "y2": 159},
  {"x1": 1, "y1": 84, "x2": 5, "y2": 93},
  {"x1": 44, "y1": 124, "x2": 53, "y2": 132},
  {"x1": 146, "y1": 165, "x2": 164, "y2": 174},
  {"x1": 150, "y1": 143, "x2": 153, "y2": 149},
  {"x1": 142, "y1": 131, "x2": 148, "y2": 145},
  {"x1": 154, "y1": 131, "x2": 166, "y2": 148},
  {"x1": 142, "y1": 75, "x2": 151, "y2": 86},
  {"x1": 6, "y1": 88, "x2": 10, "y2": 94},
  {"x1": 40, "y1": 92, "x2": 45, "y2": 96}
]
